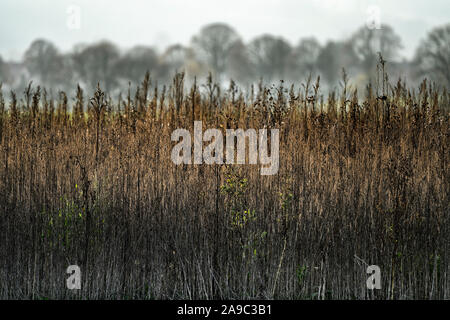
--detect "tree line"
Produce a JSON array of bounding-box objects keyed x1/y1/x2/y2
[{"x1": 0, "y1": 22, "x2": 449, "y2": 95}]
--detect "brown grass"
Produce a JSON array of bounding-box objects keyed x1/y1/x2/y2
[{"x1": 0, "y1": 68, "x2": 448, "y2": 299}]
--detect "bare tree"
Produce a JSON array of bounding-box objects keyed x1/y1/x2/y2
[
  {"x1": 72, "y1": 40, "x2": 120, "y2": 92},
  {"x1": 159, "y1": 44, "x2": 200, "y2": 82},
  {"x1": 227, "y1": 40, "x2": 254, "y2": 85},
  {"x1": 414, "y1": 23, "x2": 450, "y2": 88},
  {"x1": 0, "y1": 56, "x2": 9, "y2": 84},
  {"x1": 248, "y1": 34, "x2": 292, "y2": 81},
  {"x1": 161, "y1": 44, "x2": 185, "y2": 72},
  {"x1": 317, "y1": 40, "x2": 358, "y2": 86},
  {"x1": 23, "y1": 39, "x2": 66, "y2": 88},
  {"x1": 115, "y1": 46, "x2": 159, "y2": 85},
  {"x1": 288, "y1": 37, "x2": 322, "y2": 80},
  {"x1": 351, "y1": 24, "x2": 403, "y2": 75},
  {"x1": 191, "y1": 23, "x2": 241, "y2": 81}
]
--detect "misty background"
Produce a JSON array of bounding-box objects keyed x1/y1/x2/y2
[{"x1": 0, "y1": 0, "x2": 449, "y2": 96}]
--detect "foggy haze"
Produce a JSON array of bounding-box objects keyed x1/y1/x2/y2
[{"x1": 1, "y1": 0, "x2": 449, "y2": 61}]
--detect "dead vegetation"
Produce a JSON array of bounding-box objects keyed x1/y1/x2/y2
[{"x1": 0, "y1": 66, "x2": 448, "y2": 299}]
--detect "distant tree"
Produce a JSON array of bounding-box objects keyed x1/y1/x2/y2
[
  {"x1": 115, "y1": 46, "x2": 159, "y2": 84},
  {"x1": 161, "y1": 44, "x2": 188, "y2": 71},
  {"x1": 288, "y1": 37, "x2": 322, "y2": 80},
  {"x1": 351, "y1": 24, "x2": 403, "y2": 75},
  {"x1": 414, "y1": 23, "x2": 450, "y2": 88},
  {"x1": 159, "y1": 44, "x2": 199, "y2": 81},
  {"x1": 72, "y1": 40, "x2": 120, "y2": 92},
  {"x1": 227, "y1": 40, "x2": 254, "y2": 84},
  {"x1": 0, "y1": 56, "x2": 8, "y2": 84},
  {"x1": 23, "y1": 39, "x2": 65, "y2": 88},
  {"x1": 191, "y1": 23, "x2": 241, "y2": 80},
  {"x1": 317, "y1": 40, "x2": 358, "y2": 86},
  {"x1": 248, "y1": 34, "x2": 292, "y2": 81}
]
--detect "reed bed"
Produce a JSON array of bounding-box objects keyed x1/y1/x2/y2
[{"x1": 0, "y1": 69, "x2": 448, "y2": 299}]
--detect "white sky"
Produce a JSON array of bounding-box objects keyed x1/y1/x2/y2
[{"x1": 0, "y1": 0, "x2": 449, "y2": 61}]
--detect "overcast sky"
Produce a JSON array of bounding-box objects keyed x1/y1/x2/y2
[{"x1": 1, "y1": 0, "x2": 449, "y2": 62}]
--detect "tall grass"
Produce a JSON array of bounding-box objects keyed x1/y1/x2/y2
[{"x1": 0, "y1": 67, "x2": 448, "y2": 299}]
